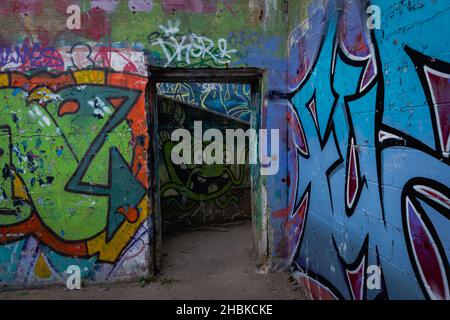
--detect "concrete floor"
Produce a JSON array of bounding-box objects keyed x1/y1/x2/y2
[{"x1": 0, "y1": 221, "x2": 309, "y2": 300}]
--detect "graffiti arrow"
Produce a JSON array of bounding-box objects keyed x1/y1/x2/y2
[{"x1": 64, "y1": 87, "x2": 145, "y2": 241}]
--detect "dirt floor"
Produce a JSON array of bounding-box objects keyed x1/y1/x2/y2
[{"x1": 0, "y1": 221, "x2": 309, "y2": 300}]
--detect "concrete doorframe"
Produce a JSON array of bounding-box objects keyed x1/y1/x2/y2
[{"x1": 147, "y1": 67, "x2": 267, "y2": 274}]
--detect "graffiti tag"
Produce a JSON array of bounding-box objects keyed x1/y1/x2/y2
[
  {"x1": 149, "y1": 20, "x2": 237, "y2": 67},
  {"x1": 0, "y1": 42, "x2": 64, "y2": 70}
]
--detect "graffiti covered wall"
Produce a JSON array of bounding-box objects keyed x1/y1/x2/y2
[
  {"x1": 274, "y1": 0, "x2": 450, "y2": 300},
  {"x1": 0, "y1": 49, "x2": 151, "y2": 288},
  {"x1": 157, "y1": 95, "x2": 252, "y2": 232},
  {"x1": 0, "y1": 0, "x2": 448, "y2": 299},
  {"x1": 0, "y1": 0, "x2": 289, "y2": 288}
]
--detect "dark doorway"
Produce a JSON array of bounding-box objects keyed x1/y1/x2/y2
[
  {"x1": 157, "y1": 94, "x2": 252, "y2": 233},
  {"x1": 148, "y1": 68, "x2": 264, "y2": 273}
]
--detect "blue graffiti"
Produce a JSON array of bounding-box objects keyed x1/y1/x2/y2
[{"x1": 282, "y1": 0, "x2": 450, "y2": 300}]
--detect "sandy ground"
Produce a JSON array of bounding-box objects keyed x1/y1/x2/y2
[{"x1": 0, "y1": 221, "x2": 309, "y2": 300}]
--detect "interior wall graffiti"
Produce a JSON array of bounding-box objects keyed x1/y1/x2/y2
[
  {"x1": 273, "y1": 0, "x2": 450, "y2": 300},
  {"x1": 157, "y1": 95, "x2": 251, "y2": 232},
  {"x1": 157, "y1": 82, "x2": 252, "y2": 121}
]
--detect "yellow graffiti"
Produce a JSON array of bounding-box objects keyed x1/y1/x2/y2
[
  {"x1": 13, "y1": 173, "x2": 29, "y2": 200},
  {"x1": 87, "y1": 195, "x2": 150, "y2": 262},
  {"x1": 28, "y1": 87, "x2": 54, "y2": 103},
  {"x1": 0, "y1": 73, "x2": 9, "y2": 87},
  {"x1": 34, "y1": 254, "x2": 52, "y2": 279},
  {"x1": 73, "y1": 69, "x2": 105, "y2": 84}
]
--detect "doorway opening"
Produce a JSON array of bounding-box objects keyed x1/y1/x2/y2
[{"x1": 148, "y1": 68, "x2": 265, "y2": 274}]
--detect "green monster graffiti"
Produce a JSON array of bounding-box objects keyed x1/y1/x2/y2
[
  {"x1": 160, "y1": 140, "x2": 246, "y2": 210},
  {"x1": 157, "y1": 96, "x2": 249, "y2": 213}
]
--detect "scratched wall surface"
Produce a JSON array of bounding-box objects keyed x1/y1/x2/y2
[
  {"x1": 0, "y1": 0, "x2": 288, "y2": 289},
  {"x1": 275, "y1": 0, "x2": 450, "y2": 300}
]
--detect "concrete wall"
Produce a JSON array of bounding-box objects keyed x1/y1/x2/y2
[
  {"x1": 0, "y1": 0, "x2": 448, "y2": 300},
  {"x1": 0, "y1": 0, "x2": 288, "y2": 289},
  {"x1": 275, "y1": 0, "x2": 450, "y2": 300}
]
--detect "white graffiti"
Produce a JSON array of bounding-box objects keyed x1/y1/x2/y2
[
  {"x1": 158, "y1": 19, "x2": 180, "y2": 35},
  {"x1": 151, "y1": 20, "x2": 237, "y2": 67}
]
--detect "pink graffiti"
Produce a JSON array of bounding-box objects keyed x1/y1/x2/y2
[
  {"x1": 337, "y1": 0, "x2": 377, "y2": 92},
  {"x1": 294, "y1": 272, "x2": 338, "y2": 300},
  {"x1": 162, "y1": 0, "x2": 217, "y2": 13},
  {"x1": 93, "y1": 46, "x2": 139, "y2": 73},
  {"x1": 406, "y1": 197, "x2": 449, "y2": 300},
  {"x1": 346, "y1": 138, "x2": 360, "y2": 210},
  {"x1": 129, "y1": 0, "x2": 153, "y2": 12},
  {"x1": 345, "y1": 258, "x2": 365, "y2": 300},
  {"x1": 91, "y1": 0, "x2": 120, "y2": 12},
  {"x1": 0, "y1": 0, "x2": 44, "y2": 15},
  {"x1": 424, "y1": 66, "x2": 450, "y2": 156},
  {"x1": 78, "y1": 8, "x2": 111, "y2": 41}
]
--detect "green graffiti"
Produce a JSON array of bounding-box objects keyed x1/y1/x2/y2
[
  {"x1": 161, "y1": 140, "x2": 245, "y2": 209},
  {"x1": 0, "y1": 86, "x2": 142, "y2": 241}
]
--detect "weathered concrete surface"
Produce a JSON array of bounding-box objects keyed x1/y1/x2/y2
[{"x1": 0, "y1": 222, "x2": 308, "y2": 300}]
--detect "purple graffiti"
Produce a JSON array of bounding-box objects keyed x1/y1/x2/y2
[
  {"x1": 0, "y1": 41, "x2": 64, "y2": 70},
  {"x1": 129, "y1": 0, "x2": 153, "y2": 12},
  {"x1": 406, "y1": 196, "x2": 449, "y2": 300}
]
